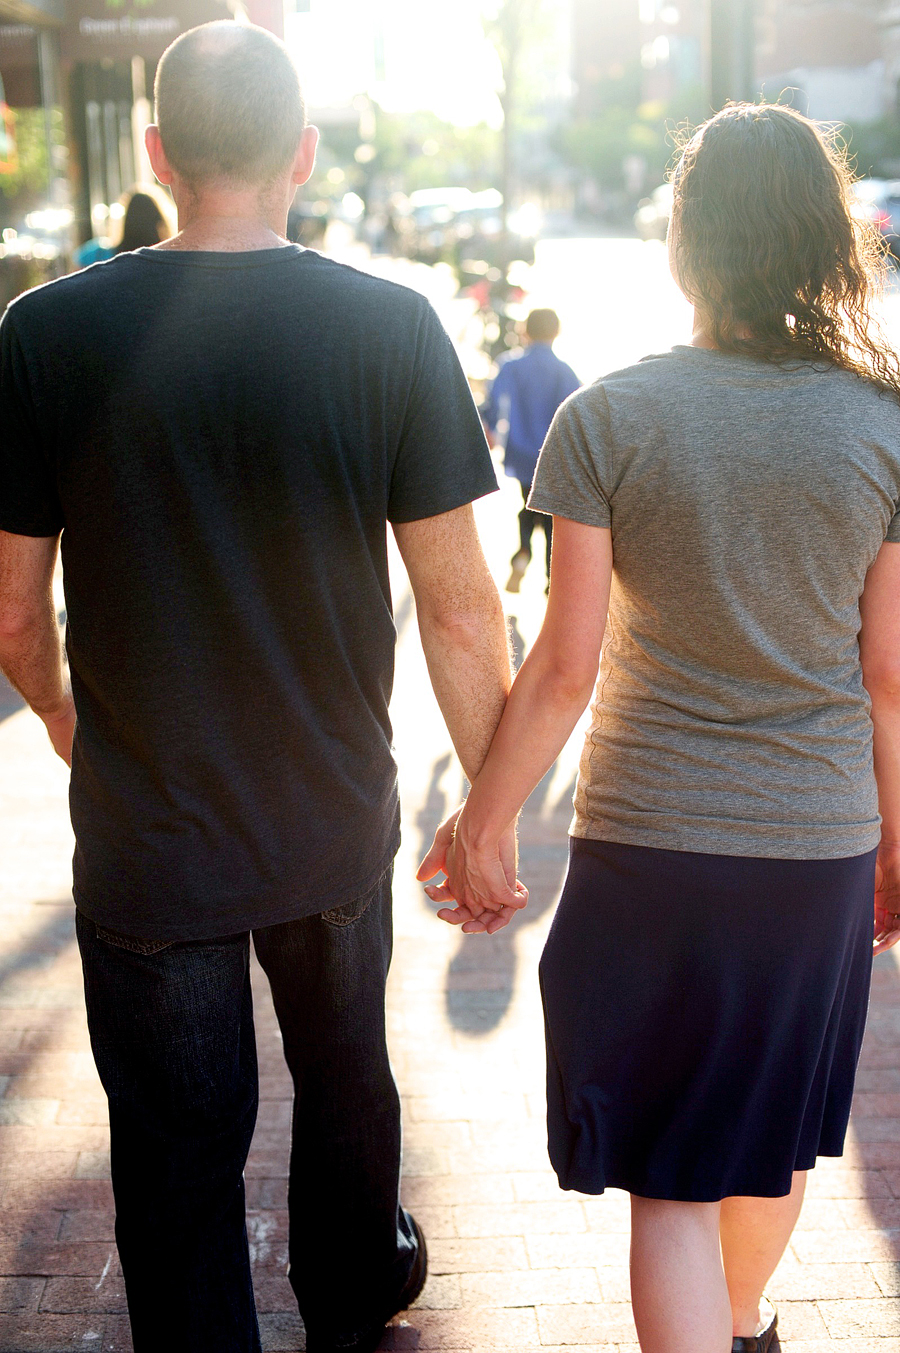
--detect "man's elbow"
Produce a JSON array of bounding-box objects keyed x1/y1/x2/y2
[
  {"x1": 0, "y1": 605, "x2": 42, "y2": 643},
  {"x1": 422, "y1": 588, "x2": 506, "y2": 654}
]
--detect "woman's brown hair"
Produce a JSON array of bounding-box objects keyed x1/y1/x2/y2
[{"x1": 670, "y1": 101, "x2": 900, "y2": 399}]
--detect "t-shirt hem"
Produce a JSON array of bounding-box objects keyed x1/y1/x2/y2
[
  {"x1": 72, "y1": 829, "x2": 402, "y2": 943},
  {"x1": 526, "y1": 489, "x2": 610, "y2": 529},
  {"x1": 0, "y1": 513, "x2": 63, "y2": 537},
  {"x1": 388, "y1": 475, "x2": 499, "y2": 523},
  {"x1": 570, "y1": 817, "x2": 882, "y2": 861}
]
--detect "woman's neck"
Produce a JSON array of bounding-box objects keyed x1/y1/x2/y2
[{"x1": 690, "y1": 308, "x2": 718, "y2": 349}]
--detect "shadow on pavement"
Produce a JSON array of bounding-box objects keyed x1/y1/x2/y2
[
  {"x1": 0, "y1": 900, "x2": 124, "y2": 1352},
  {"x1": 847, "y1": 949, "x2": 900, "y2": 1302},
  {"x1": 414, "y1": 742, "x2": 575, "y2": 1036},
  {"x1": 443, "y1": 769, "x2": 575, "y2": 1036},
  {"x1": 0, "y1": 670, "x2": 25, "y2": 723}
]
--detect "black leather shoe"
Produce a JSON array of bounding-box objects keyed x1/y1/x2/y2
[
  {"x1": 732, "y1": 1305, "x2": 778, "y2": 1352},
  {"x1": 306, "y1": 1214, "x2": 428, "y2": 1353}
]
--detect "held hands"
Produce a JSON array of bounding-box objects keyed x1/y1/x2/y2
[
  {"x1": 874, "y1": 843, "x2": 900, "y2": 955},
  {"x1": 417, "y1": 805, "x2": 528, "y2": 935}
]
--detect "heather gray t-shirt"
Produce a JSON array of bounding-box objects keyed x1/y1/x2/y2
[{"x1": 529, "y1": 346, "x2": 900, "y2": 859}]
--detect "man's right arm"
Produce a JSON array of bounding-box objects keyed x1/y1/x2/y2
[
  {"x1": 393, "y1": 504, "x2": 510, "y2": 785},
  {"x1": 393, "y1": 505, "x2": 524, "y2": 927}
]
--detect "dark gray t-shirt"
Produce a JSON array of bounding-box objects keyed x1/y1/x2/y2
[
  {"x1": 529, "y1": 345, "x2": 900, "y2": 859},
  {"x1": 0, "y1": 246, "x2": 497, "y2": 939}
]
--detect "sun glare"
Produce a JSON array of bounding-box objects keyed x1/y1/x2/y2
[{"x1": 285, "y1": 0, "x2": 504, "y2": 127}]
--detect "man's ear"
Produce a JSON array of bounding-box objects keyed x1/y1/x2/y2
[
  {"x1": 291, "y1": 125, "x2": 319, "y2": 187},
  {"x1": 145, "y1": 125, "x2": 174, "y2": 187}
]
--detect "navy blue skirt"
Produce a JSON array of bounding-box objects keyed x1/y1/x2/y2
[{"x1": 539, "y1": 838, "x2": 877, "y2": 1201}]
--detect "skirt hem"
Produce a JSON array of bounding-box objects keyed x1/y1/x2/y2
[{"x1": 551, "y1": 1148, "x2": 844, "y2": 1203}]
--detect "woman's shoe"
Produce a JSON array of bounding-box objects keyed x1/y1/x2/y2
[{"x1": 732, "y1": 1303, "x2": 778, "y2": 1352}]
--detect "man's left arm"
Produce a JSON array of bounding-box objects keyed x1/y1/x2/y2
[{"x1": 0, "y1": 530, "x2": 75, "y2": 764}]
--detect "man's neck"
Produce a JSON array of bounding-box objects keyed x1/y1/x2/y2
[
  {"x1": 155, "y1": 189, "x2": 290, "y2": 253},
  {"x1": 156, "y1": 218, "x2": 288, "y2": 252}
]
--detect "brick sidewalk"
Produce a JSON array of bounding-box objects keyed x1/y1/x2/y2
[{"x1": 2, "y1": 502, "x2": 900, "y2": 1350}]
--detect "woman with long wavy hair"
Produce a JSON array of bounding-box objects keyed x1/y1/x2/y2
[{"x1": 420, "y1": 102, "x2": 900, "y2": 1353}]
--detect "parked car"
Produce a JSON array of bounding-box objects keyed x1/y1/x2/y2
[
  {"x1": 400, "y1": 187, "x2": 537, "y2": 270},
  {"x1": 454, "y1": 189, "x2": 536, "y2": 273},
  {"x1": 404, "y1": 187, "x2": 475, "y2": 264},
  {"x1": 634, "y1": 183, "x2": 673, "y2": 242},
  {"x1": 850, "y1": 178, "x2": 900, "y2": 259}
]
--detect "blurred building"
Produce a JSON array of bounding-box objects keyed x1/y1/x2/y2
[
  {"x1": 571, "y1": 0, "x2": 900, "y2": 124},
  {"x1": 571, "y1": 0, "x2": 641, "y2": 113},
  {"x1": 639, "y1": 0, "x2": 706, "y2": 104},
  {"x1": 62, "y1": 0, "x2": 244, "y2": 245},
  {"x1": 757, "y1": 0, "x2": 885, "y2": 120},
  {"x1": 0, "y1": 0, "x2": 282, "y2": 259},
  {"x1": 571, "y1": 0, "x2": 705, "y2": 111},
  {"x1": 0, "y1": 4, "x2": 64, "y2": 184}
]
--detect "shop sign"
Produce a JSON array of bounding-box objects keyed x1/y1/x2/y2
[
  {"x1": 0, "y1": 24, "x2": 41, "y2": 107},
  {"x1": 63, "y1": 0, "x2": 235, "y2": 63}
]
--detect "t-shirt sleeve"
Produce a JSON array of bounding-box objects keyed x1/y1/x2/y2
[
  {"x1": 388, "y1": 300, "x2": 498, "y2": 523},
  {"x1": 0, "y1": 308, "x2": 63, "y2": 536},
  {"x1": 887, "y1": 506, "x2": 900, "y2": 542},
  {"x1": 527, "y1": 386, "x2": 612, "y2": 528}
]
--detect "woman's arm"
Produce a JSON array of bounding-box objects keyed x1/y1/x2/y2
[
  {"x1": 859, "y1": 539, "x2": 900, "y2": 954},
  {"x1": 419, "y1": 517, "x2": 612, "y2": 924}
]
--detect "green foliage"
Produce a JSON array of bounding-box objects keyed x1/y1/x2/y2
[
  {"x1": 556, "y1": 81, "x2": 708, "y2": 192},
  {"x1": 371, "y1": 110, "x2": 497, "y2": 192},
  {"x1": 309, "y1": 108, "x2": 500, "y2": 201},
  {"x1": 559, "y1": 108, "x2": 661, "y2": 187},
  {"x1": 0, "y1": 107, "x2": 53, "y2": 202}
]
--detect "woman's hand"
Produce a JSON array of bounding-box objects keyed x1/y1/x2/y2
[
  {"x1": 874, "y1": 843, "x2": 900, "y2": 954},
  {"x1": 415, "y1": 522, "x2": 611, "y2": 937},
  {"x1": 417, "y1": 808, "x2": 528, "y2": 935}
]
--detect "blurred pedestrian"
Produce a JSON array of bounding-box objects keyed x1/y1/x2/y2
[
  {"x1": 421, "y1": 102, "x2": 900, "y2": 1353},
  {"x1": 71, "y1": 233, "x2": 113, "y2": 268},
  {"x1": 481, "y1": 307, "x2": 580, "y2": 593},
  {"x1": 72, "y1": 184, "x2": 173, "y2": 268},
  {"x1": 0, "y1": 20, "x2": 515, "y2": 1353},
  {"x1": 113, "y1": 185, "x2": 174, "y2": 252}
]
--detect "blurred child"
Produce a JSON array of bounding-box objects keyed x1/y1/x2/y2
[{"x1": 481, "y1": 308, "x2": 580, "y2": 592}]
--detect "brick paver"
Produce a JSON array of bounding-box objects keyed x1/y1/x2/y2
[{"x1": 2, "y1": 430, "x2": 900, "y2": 1348}]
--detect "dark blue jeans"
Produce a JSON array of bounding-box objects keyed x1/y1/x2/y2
[{"x1": 76, "y1": 869, "x2": 417, "y2": 1353}]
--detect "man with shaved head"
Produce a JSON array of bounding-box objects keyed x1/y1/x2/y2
[{"x1": 0, "y1": 21, "x2": 516, "y2": 1353}]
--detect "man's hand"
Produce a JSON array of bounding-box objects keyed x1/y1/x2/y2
[
  {"x1": 874, "y1": 843, "x2": 900, "y2": 955},
  {"x1": 417, "y1": 809, "x2": 527, "y2": 935},
  {"x1": 42, "y1": 697, "x2": 76, "y2": 767}
]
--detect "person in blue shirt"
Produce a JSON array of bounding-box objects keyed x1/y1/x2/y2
[{"x1": 481, "y1": 308, "x2": 580, "y2": 592}]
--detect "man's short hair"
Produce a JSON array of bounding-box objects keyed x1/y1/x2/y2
[
  {"x1": 526, "y1": 309, "x2": 561, "y2": 342},
  {"x1": 155, "y1": 21, "x2": 306, "y2": 187}
]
